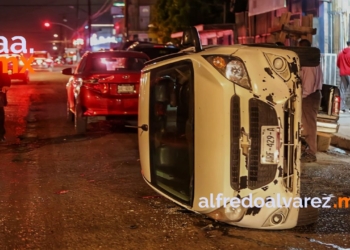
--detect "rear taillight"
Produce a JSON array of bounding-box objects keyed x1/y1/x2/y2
[
  {"x1": 332, "y1": 95, "x2": 340, "y2": 116},
  {"x1": 82, "y1": 78, "x2": 98, "y2": 84},
  {"x1": 81, "y1": 78, "x2": 108, "y2": 94}
]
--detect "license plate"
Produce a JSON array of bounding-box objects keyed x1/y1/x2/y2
[
  {"x1": 118, "y1": 85, "x2": 134, "y2": 93},
  {"x1": 261, "y1": 126, "x2": 279, "y2": 164}
]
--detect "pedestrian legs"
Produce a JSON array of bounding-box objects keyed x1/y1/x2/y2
[
  {"x1": 339, "y1": 75, "x2": 350, "y2": 110},
  {"x1": 302, "y1": 90, "x2": 322, "y2": 156}
]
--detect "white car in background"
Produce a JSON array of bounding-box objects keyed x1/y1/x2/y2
[{"x1": 31, "y1": 51, "x2": 54, "y2": 71}]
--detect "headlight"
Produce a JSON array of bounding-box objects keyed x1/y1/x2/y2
[
  {"x1": 204, "y1": 55, "x2": 251, "y2": 89},
  {"x1": 263, "y1": 53, "x2": 291, "y2": 81},
  {"x1": 206, "y1": 202, "x2": 246, "y2": 222},
  {"x1": 262, "y1": 207, "x2": 289, "y2": 227}
]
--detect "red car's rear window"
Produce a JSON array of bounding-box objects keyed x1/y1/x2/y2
[{"x1": 90, "y1": 56, "x2": 147, "y2": 73}]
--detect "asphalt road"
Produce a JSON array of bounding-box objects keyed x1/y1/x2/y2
[{"x1": 0, "y1": 69, "x2": 349, "y2": 250}]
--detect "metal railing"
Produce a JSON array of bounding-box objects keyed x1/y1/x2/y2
[{"x1": 321, "y1": 53, "x2": 339, "y2": 86}]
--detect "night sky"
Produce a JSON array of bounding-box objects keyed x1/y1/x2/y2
[{"x1": 0, "y1": 0, "x2": 113, "y2": 55}]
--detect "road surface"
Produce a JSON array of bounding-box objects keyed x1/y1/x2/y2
[{"x1": 0, "y1": 68, "x2": 349, "y2": 249}]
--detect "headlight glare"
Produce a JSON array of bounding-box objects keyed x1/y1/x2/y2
[{"x1": 226, "y1": 60, "x2": 245, "y2": 82}]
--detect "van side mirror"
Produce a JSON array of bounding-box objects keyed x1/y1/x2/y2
[
  {"x1": 181, "y1": 26, "x2": 203, "y2": 52},
  {"x1": 62, "y1": 68, "x2": 74, "y2": 75}
]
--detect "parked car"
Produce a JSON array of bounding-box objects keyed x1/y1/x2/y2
[
  {"x1": 53, "y1": 56, "x2": 65, "y2": 66},
  {"x1": 0, "y1": 53, "x2": 30, "y2": 84},
  {"x1": 62, "y1": 50, "x2": 150, "y2": 134},
  {"x1": 31, "y1": 51, "x2": 54, "y2": 71},
  {"x1": 136, "y1": 27, "x2": 321, "y2": 230},
  {"x1": 113, "y1": 40, "x2": 150, "y2": 50},
  {"x1": 126, "y1": 42, "x2": 180, "y2": 59}
]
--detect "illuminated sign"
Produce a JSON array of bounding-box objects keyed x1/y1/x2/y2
[
  {"x1": 0, "y1": 36, "x2": 35, "y2": 54},
  {"x1": 90, "y1": 34, "x2": 118, "y2": 46},
  {"x1": 73, "y1": 38, "x2": 84, "y2": 46},
  {"x1": 0, "y1": 55, "x2": 34, "y2": 74}
]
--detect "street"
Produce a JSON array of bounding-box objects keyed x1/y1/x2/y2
[{"x1": 0, "y1": 68, "x2": 349, "y2": 250}]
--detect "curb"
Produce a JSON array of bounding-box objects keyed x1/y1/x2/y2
[{"x1": 331, "y1": 134, "x2": 350, "y2": 151}]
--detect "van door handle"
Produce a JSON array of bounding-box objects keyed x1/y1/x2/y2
[{"x1": 125, "y1": 124, "x2": 148, "y2": 131}]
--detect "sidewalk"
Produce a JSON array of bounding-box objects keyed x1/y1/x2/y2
[{"x1": 330, "y1": 113, "x2": 350, "y2": 150}]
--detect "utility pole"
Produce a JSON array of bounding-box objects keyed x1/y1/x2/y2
[
  {"x1": 124, "y1": 0, "x2": 128, "y2": 41},
  {"x1": 60, "y1": 25, "x2": 64, "y2": 56},
  {"x1": 88, "y1": 0, "x2": 92, "y2": 49},
  {"x1": 223, "y1": 2, "x2": 226, "y2": 24}
]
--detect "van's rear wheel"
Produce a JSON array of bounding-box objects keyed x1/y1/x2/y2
[
  {"x1": 297, "y1": 206, "x2": 319, "y2": 226},
  {"x1": 67, "y1": 101, "x2": 74, "y2": 122},
  {"x1": 75, "y1": 103, "x2": 87, "y2": 134}
]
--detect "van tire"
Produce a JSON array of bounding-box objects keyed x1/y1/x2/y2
[
  {"x1": 67, "y1": 101, "x2": 74, "y2": 122},
  {"x1": 296, "y1": 206, "x2": 319, "y2": 226},
  {"x1": 284, "y1": 47, "x2": 320, "y2": 67},
  {"x1": 75, "y1": 103, "x2": 87, "y2": 134}
]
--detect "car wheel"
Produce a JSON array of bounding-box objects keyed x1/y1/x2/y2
[
  {"x1": 67, "y1": 100, "x2": 74, "y2": 122},
  {"x1": 74, "y1": 103, "x2": 87, "y2": 134},
  {"x1": 22, "y1": 75, "x2": 29, "y2": 84},
  {"x1": 296, "y1": 206, "x2": 319, "y2": 226}
]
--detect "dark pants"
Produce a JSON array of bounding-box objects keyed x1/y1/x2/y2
[
  {"x1": 339, "y1": 75, "x2": 350, "y2": 110},
  {"x1": 0, "y1": 107, "x2": 5, "y2": 138},
  {"x1": 302, "y1": 90, "x2": 322, "y2": 155}
]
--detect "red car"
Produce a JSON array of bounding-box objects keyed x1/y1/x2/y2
[{"x1": 62, "y1": 50, "x2": 150, "y2": 133}]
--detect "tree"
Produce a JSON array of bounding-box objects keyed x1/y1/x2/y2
[{"x1": 151, "y1": 0, "x2": 228, "y2": 43}]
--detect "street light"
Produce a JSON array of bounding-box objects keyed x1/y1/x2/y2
[
  {"x1": 42, "y1": 21, "x2": 82, "y2": 40},
  {"x1": 43, "y1": 21, "x2": 75, "y2": 31}
]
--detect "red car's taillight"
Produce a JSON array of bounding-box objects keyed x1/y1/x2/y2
[
  {"x1": 80, "y1": 78, "x2": 107, "y2": 94},
  {"x1": 332, "y1": 95, "x2": 340, "y2": 116}
]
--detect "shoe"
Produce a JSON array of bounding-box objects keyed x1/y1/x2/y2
[{"x1": 301, "y1": 152, "x2": 317, "y2": 163}]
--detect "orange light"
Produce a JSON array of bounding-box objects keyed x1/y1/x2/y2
[{"x1": 212, "y1": 56, "x2": 226, "y2": 69}]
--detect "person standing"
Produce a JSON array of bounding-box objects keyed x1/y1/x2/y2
[
  {"x1": 299, "y1": 39, "x2": 323, "y2": 163},
  {"x1": 336, "y1": 41, "x2": 350, "y2": 112},
  {"x1": 0, "y1": 62, "x2": 11, "y2": 142}
]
